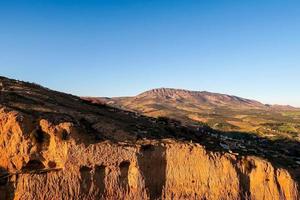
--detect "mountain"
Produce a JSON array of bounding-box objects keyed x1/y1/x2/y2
[
  {"x1": 87, "y1": 88, "x2": 300, "y2": 141},
  {"x1": 0, "y1": 77, "x2": 299, "y2": 200},
  {"x1": 137, "y1": 88, "x2": 265, "y2": 108}
]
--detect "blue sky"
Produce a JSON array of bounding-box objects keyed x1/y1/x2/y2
[{"x1": 0, "y1": 0, "x2": 299, "y2": 106}]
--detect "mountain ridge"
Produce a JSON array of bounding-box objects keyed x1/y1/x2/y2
[
  {"x1": 86, "y1": 88, "x2": 300, "y2": 140},
  {"x1": 137, "y1": 88, "x2": 266, "y2": 108},
  {"x1": 90, "y1": 87, "x2": 298, "y2": 110}
]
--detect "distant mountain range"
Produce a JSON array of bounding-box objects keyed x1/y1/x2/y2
[{"x1": 85, "y1": 88, "x2": 300, "y2": 140}]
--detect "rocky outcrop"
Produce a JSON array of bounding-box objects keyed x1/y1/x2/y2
[
  {"x1": 165, "y1": 144, "x2": 298, "y2": 200},
  {"x1": 0, "y1": 109, "x2": 298, "y2": 199},
  {"x1": 0, "y1": 77, "x2": 299, "y2": 200}
]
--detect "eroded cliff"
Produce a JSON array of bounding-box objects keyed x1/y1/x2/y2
[{"x1": 0, "y1": 76, "x2": 299, "y2": 200}]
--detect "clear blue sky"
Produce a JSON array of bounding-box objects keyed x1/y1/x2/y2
[{"x1": 0, "y1": 0, "x2": 299, "y2": 106}]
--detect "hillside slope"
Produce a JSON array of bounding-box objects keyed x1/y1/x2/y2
[
  {"x1": 0, "y1": 78, "x2": 299, "y2": 200},
  {"x1": 89, "y1": 88, "x2": 300, "y2": 140}
]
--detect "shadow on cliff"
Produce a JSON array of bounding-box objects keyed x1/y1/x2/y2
[
  {"x1": 0, "y1": 167, "x2": 15, "y2": 200},
  {"x1": 137, "y1": 145, "x2": 167, "y2": 200}
]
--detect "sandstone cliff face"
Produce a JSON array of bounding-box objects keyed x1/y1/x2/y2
[
  {"x1": 0, "y1": 77, "x2": 299, "y2": 200},
  {"x1": 165, "y1": 144, "x2": 298, "y2": 200},
  {"x1": 0, "y1": 109, "x2": 298, "y2": 200}
]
